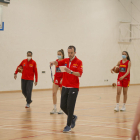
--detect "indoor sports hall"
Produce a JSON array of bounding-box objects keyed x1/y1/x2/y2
[{"x1": 0, "y1": 0, "x2": 140, "y2": 140}]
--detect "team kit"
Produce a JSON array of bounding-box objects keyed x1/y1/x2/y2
[{"x1": 14, "y1": 46, "x2": 130, "y2": 133}]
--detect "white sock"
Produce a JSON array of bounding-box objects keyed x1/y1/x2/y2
[
  {"x1": 116, "y1": 103, "x2": 119, "y2": 107},
  {"x1": 123, "y1": 103, "x2": 125, "y2": 107},
  {"x1": 54, "y1": 104, "x2": 56, "y2": 109}
]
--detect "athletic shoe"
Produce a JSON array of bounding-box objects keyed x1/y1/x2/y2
[
  {"x1": 120, "y1": 107, "x2": 126, "y2": 111},
  {"x1": 114, "y1": 107, "x2": 119, "y2": 112},
  {"x1": 63, "y1": 126, "x2": 71, "y2": 133},
  {"x1": 71, "y1": 115, "x2": 78, "y2": 128},
  {"x1": 58, "y1": 109, "x2": 64, "y2": 114},
  {"x1": 25, "y1": 104, "x2": 30, "y2": 108},
  {"x1": 50, "y1": 108, "x2": 57, "y2": 114}
]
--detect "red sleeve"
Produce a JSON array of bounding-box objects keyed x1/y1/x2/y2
[
  {"x1": 33, "y1": 61, "x2": 38, "y2": 82},
  {"x1": 77, "y1": 60, "x2": 83, "y2": 77},
  {"x1": 15, "y1": 61, "x2": 23, "y2": 74},
  {"x1": 57, "y1": 59, "x2": 65, "y2": 66}
]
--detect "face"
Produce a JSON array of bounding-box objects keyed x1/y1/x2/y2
[
  {"x1": 57, "y1": 51, "x2": 63, "y2": 59},
  {"x1": 122, "y1": 52, "x2": 127, "y2": 59},
  {"x1": 27, "y1": 53, "x2": 32, "y2": 57},
  {"x1": 68, "y1": 48, "x2": 76, "y2": 59}
]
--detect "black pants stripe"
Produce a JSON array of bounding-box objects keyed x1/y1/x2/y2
[
  {"x1": 60, "y1": 87, "x2": 78, "y2": 126},
  {"x1": 21, "y1": 79, "x2": 33, "y2": 104}
]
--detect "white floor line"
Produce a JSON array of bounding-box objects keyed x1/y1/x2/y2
[{"x1": 0, "y1": 127, "x2": 128, "y2": 140}]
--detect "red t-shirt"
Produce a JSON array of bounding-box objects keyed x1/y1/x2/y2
[
  {"x1": 54, "y1": 59, "x2": 63, "y2": 78},
  {"x1": 15, "y1": 59, "x2": 38, "y2": 82},
  {"x1": 58, "y1": 56, "x2": 83, "y2": 88},
  {"x1": 118, "y1": 60, "x2": 130, "y2": 81}
]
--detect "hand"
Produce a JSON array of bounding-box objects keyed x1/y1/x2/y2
[
  {"x1": 50, "y1": 62, "x2": 54, "y2": 67},
  {"x1": 34, "y1": 82, "x2": 37, "y2": 86},
  {"x1": 14, "y1": 74, "x2": 17, "y2": 80},
  {"x1": 64, "y1": 67, "x2": 71, "y2": 74},
  {"x1": 60, "y1": 79, "x2": 63, "y2": 84},
  {"x1": 111, "y1": 69, "x2": 114, "y2": 74},
  {"x1": 131, "y1": 127, "x2": 139, "y2": 140},
  {"x1": 119, "y1": 76, "x2": 124, "y2": 81}
]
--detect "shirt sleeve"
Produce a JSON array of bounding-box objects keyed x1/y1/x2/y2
[
  {"x1": 57, "y1": 59, "x2": 65, "y2": 66},
  {"x1": 33, "y1": 62, "x2": 38, "y2": 82},
  {"x1": 77, "y1": 60, "x2": 83, "y2": 77},
  {"x1": 15, "y1": 61, "x2": 23, "y2": 74}
]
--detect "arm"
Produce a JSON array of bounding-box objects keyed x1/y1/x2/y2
[
  {"x1": 14, "y1": 61, "x2": 23, "y2": 80},
  {"x1": 121, "y1": 61, "x2": 131, "y2": 78},
  {"x1": 73, "y1": 61, "x2": 83, "y2": 77},
  {"x1": 15, "y1": 61, "x2": 23, "y2": 75},
  {"x1": 34, "y1": 62, "x2": 38, "y2": 85},
  {"x1": 111, "y1": 61, "x2": 120, "y2": 73},
  {"x1": 64, "y1": 61, "x2": 83, "y2": 77},
  {"x1": 72, "y1": 72, "x2": 81, "y2": 77},
  {"x1": 131, "y1": 99, "x2": 140, "y2": 139},
  {"x1": 50, "y1": 59, "x2": 65, "y2": 67},
  {"x1": 50, "y1": 61, "x2": 58, "y2": 67}
]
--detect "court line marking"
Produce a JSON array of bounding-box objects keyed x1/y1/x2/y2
[
  {"x1": 1, "y1": 123, "x2": 131, "y2": 131},
  {"x1": 0, "y1": 117, "x2": 133, "y2": 125},
  {"x1": 0, "y1": 127, "x2": 129, "y2": 140}
]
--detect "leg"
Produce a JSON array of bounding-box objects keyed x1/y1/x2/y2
[
  {"x1": 21, "y1": 79, "x2": 27, "y2": 98},
  {"x1": 123, "y1": 87, "x2": 128, "y2": 103},
  {"x1": 52, "y1": 83, "x2": 59, "y2": 105},
  {"x1": 60, "y1": 87, "x2": 69, "y2": 115},
  {"x1": 26, "y1": 80, "x2": 33, "y2": 104},
  {"x1": 57, "y1": 86, "x2": 64, "y2": 114},
  {"x1": 116, "y1": 86, "x2": 122, "y2": 103},
  {"x1": 67, "y1": 88, "x2": 78, "y2": 126}
]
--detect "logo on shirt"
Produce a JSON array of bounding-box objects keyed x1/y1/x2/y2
[
  {"x1": 29, "y1": 64, "x2": 33, "y2": 67},
  {"x1": 120, "y1": 67, "x2": 126, "y2": 72},
  {"x1": 65, "y1": 62, "x2": 67, "y2": 66},
  {"x1": 23, "y1": 63, "x2": 25, "y2": 66},
  {"x1": 120, "y1": 65, "x2": 126, "y2": 67},
  {"x1": 73, "y1": 64, "x2": 78, "y2": 68},
  {"x1": 55, "y1": 80, "x2": 58, "y2": 83},
  {"x1": 56, "y1": 67, "x2": 61, "y2": 72}
]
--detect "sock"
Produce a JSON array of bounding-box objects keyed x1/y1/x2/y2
[
  {"x1": 123, "y1": 103, "x2": 125, "y2": 107},
  {"x1": 116, "y1": 103, "x2": 119, "y2": 107},
  {"x1": 54, "y1": 104, "x2": 56, "y2": 109}
]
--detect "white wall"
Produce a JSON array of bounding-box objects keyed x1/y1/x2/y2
[{"x1": 0, "y1": 0, "x2": 138, "y2": 92}]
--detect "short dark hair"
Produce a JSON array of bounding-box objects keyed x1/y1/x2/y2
[
  {"x1": 27, "y1": 51, "x2": 33, "y2": 55},
  {"x1": 68, "y1": 45, "x2": 76, "y2": 52}
]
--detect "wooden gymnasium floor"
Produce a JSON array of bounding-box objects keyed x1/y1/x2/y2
[{"x1": 0, "y1": 85, "x2": 140, "y2": 140}]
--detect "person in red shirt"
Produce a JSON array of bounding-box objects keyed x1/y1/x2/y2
[
  {"x1": 50, "y1": 46, "x2": 83, "y2": 133},
  {"x1": 14, "y1": 51, "x2": 38, "y2": 108},
  {"x1": 50, "y1": 49, "x2": 65, "y2": 114},
  {"x1": 111, "y1": 51, "x2": 131, "y2": 112}
]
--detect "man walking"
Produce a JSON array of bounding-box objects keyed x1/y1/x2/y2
[
  {"x1": 50, "y1": 46, "x2": 83, "y2": 133},
  {"x1": 14, "y1": 51, "x2": 38, "y2": 108}
]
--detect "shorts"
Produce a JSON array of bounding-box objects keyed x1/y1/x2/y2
[
  {"x1": 54, "y1": 77, "x2": 62, "y2": 87},
  {"x1": 117, "y1": 79, "x2": 130, "y2": 87}
]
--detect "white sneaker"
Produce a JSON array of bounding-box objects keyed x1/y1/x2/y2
[
  {"x1": 58, "y1": 109, "x2": 64, "y2": 114},
  {"x1": 25, "y1": 104, "x2": 30, "y2": 108},
  {"x1": 50, "y1": 108, "x2": 57, "y2": 114},
  {"x1": 114, "y1": 106, "x2": 119, "y2": 112},
  {"x1": 120, "y1": 107, "x2": 126, "y2": 111}
]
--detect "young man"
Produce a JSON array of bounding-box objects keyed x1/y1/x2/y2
[
  {"x1": 14, "y1": 51, "x2": 38, "y2": 108},
  {"x1": 50, "y1": 46, "x2": 83, "y2": 133}
]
